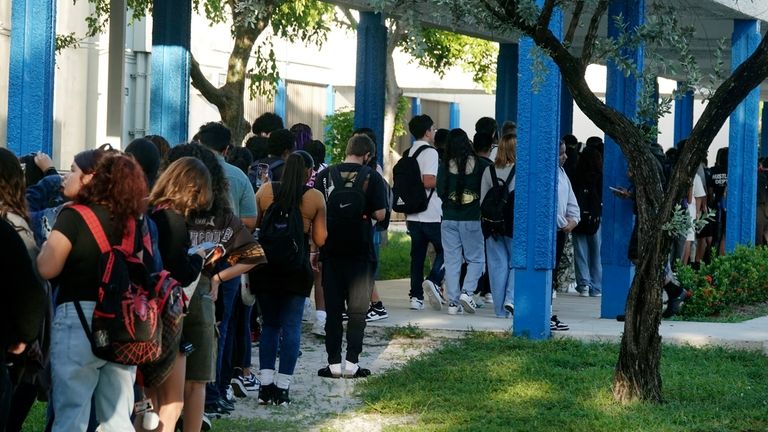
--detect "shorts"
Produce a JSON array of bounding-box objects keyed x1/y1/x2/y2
[{"x1": 182, "y1": 277, "x2": 217, "y2": 382}]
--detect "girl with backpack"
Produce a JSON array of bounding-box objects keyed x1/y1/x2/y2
[
  {"x1": 571, "y1": 146, "x2": 603, "y2": 297},
  {"x1": 479, "y1": 133, "x2": 517, "y2": 318},
  {"x1": 37, "y1": 152, "x2": 148, "y2": 432},
  {"x1": 253, "y1": 151, "x2": 327, "y2": 405},
  {"x1": 437, "y1": 129, "x2": 490, "y2": 315}
]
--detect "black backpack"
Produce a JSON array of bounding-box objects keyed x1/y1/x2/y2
[
  {"x1": 392, "y1": 145, "x2": 436, "y2": 214},
  {"x1": 480, "y1": 165, "x2": 515, "y2": 238},
  {"x1": 258, "y1": 182, "x2": 308, "y2": 273},
  {"x1": 573, "y1": 179, "x2": 602, "y2": 235},
  {"x1": 323, "y1": 165, "x2": 372, "y2": 257}
]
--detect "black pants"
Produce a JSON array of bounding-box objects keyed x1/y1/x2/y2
[
  {"x1": 322, "y1": 258, "x2": 374, "y2": 365},
  {"x1": 0, "y1": 361, "x2": 11, "y2": 431}
]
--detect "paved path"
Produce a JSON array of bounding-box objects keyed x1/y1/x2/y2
[{"x1": 368, "y1": 278, "x2": 768, "y2": 354}]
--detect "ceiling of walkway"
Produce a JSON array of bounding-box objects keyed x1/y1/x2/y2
[{"x1": 329, "y1": 0, "x2": 768, "y2": 97}]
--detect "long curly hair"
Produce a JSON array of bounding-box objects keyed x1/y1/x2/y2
[
  {"x1": 75, "y1": 153, "x2": 148, "y2": 237},
  {"x1": 0, "y1": 148, "x2": 29, "y2": 222},
  {"x1": 167, "y1": 143, "x2": 230, "y2": 219},
  {"x1": 149, "y1": 157, "x2": 213, "y2": 217}
]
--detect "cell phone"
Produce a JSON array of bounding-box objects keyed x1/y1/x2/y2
[
  {"x1": 257, "y1": 163, "x2": 270, "y2": 185},
  {"x1": 608, "y1": 186, "x2": 624, "y2": 193},
  {"x1": 188, "y1": 241, "x2": 217, "y2": 256},
  {"x1": 204, "y1": 244, "x2": 226, "y2": 266}
]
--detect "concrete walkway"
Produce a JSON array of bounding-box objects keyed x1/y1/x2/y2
[{"x1": 368, "y1": 278, "x2": 768, "y2": 354}]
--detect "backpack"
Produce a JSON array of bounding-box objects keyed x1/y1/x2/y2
[
  {"x1": 258, "y1": 182, "x2": 309, "y2": 273},
  {"x1": 71, "y1": 205, "x2": 165, "y2": 366},
  {"x1": 323, "y1": 165, "x2": 372, "y2": 257},
  {"x1": 392, "y1": 145, "x2": 436, "y2": 214},
  {"x1": 573, "y1": 179, "x2": 602, "y2": 235},
  {"x1": 480, "y1": 165, "x2": 515, "y2": 238}
]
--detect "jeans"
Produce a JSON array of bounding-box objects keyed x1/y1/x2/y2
[
  {"x1": 233, "y1": 302, "x2": 253, "y2": 370},
  {"x1": 572, "y1": 229, "x2": 602, "y2": 296},
  {"x1": 406, "y1": 221, "x2": 444, "y2": 299},
  {"x1": 322, "y1": 258, "x2": 373, "y2": 364},
  {"x1": 207, "y1": 271, "x2": 239, "y2": 404},
  {"x1": 256, "y1": 292, "x2": 305, "y2": 375},
  {"x1": 485, "y1": 236, "x2": 515, "y2": 317},
  {"x1": 441, "y1": 220, "x2": 485, "y2": 304},
  {"x1": 50, "y1": 302, "x2": 136, "y2": 432}
]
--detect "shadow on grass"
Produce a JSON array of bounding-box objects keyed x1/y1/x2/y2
[{"x1": 357, "y1": 333, "x2": 768, "y2": 432}]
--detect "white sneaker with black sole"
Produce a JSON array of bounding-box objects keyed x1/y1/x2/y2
[
  {"x1": 503, "y1": 303, "x2": 514, "y2": 315},
  {"x1": 447, "y1": 302, "x2": 463, "y2": 315},
  {"x1": 459, "y1": 292, "x2": 477, "y2": 314},
  {"x1": 409, "y1": 297, "x2": 424, "y2": 310},
  {"x1": 422, "y1": 280, "x2": 443, "y2": 311}
]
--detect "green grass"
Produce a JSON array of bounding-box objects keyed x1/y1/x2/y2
[
  {"x1": 358, "y1": 333, "x2": 768, "y2": 432},
  {"x1": 673, "y1": 301, "x2": 768, "y2": 323},
  {"x1": 378, "y1": 231, "x2": 417, "y2": 281},
  {"x1": 383, "y1": 323, "x2": 428, "y2": 340}
]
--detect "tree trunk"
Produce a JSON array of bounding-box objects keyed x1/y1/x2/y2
[{"x1": 381, "y1": 26, "x2": 406, "y2": 182}]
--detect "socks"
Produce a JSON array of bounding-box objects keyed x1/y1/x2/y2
[
  {"x1": 316, "y1": 310, "x2": 327, "y2": 321},
  {"x1": 344, "y1": 360, "x2": 359, "y2": 374},
  {"x1": 328, "y1": 363, "x2": 342, "y2": 376},
  {"x1": 276, "y1": 373, "x2": 292, "y2": 390},
  {"x1": 260, "y1": 369, "x2": 275, "y2": 385}
]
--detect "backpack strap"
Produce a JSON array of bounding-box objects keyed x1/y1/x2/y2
[
  {"x1": 272, "y1": 182, "x2": 282, "y2": 201},
  {"x1": 411, "y1": 145, "x2": 437, "y2": 202},
  {"x1": 489, "y1": 165, "x2": 499, "y2": 186},
  {"x1": 70, "y1": 205, "x2": 111, "y2": 254},
  {"x1": 352, "y1": 165, "x2": 372, "y2": 191},
  {"x1": 329, "y1": 166, "x2": 345, "y2": 190},
  {"x1": 503, "y1": 165, "x2": 516, "y2": 187}
]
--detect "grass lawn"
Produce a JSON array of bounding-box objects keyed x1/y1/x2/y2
[
  {"x1": 378, "y1": 231, "x2": 419, "y2": 281},
  {"x1": 358, "y1": 332, "x2": 768, "y2": 432}
]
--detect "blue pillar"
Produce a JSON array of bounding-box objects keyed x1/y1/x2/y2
[
  {"x1": 449, "y1": 102, "x2": 460, "y2": 129},
  {"x1": 760, "y1": 102, "x2": 768, "y2": 159},
  {"x1": 354, "y1": 12, "x2": 387, "y2": 162},
  {"x1": 275, "y1": 79, "x2": 287, "y2": 121},
  {"x1": 512, "y1": 4, "x2": 562, "y2": 340},
  {"x1": 7, "y1": 0, "x2": 56, "y2": 155},
  {"x1": 674, "y1": 82, "x2": 694, "y2": 145},
  {"x1": 726, "y1": 19, "x2": 760, "y2": 251},
  {"x1": 150, "y1": 0, "x2": 191, "y2": 145},
  {"x1": 495, "y1": 43, "x2": 518, "y2": 126},
  {"x1": 411, "y1": 97, "x2": 421, "y2": 117},
  {"x1": 559, "y1": 81, "x2": 573, "y2": 137},
  {"x1": 601, "y1": 0, "x2": 643, "y2": 319}
]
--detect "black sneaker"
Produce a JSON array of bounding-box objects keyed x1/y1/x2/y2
[
  {"x1": 258, "y1": 383, "x2": 277, "y2": 405},
  {"x1": 204, "y1": 401, "x2": 230, "y2": 416},
  {"x1": 365, "y1": 302, "x2": 389, "y2": 322},
  {"x1": 550, "y1": 315, "x2": 569, "y2": 331},
  {"x1": 274, "y1": 387, "x2": 291, "y2": 406}
]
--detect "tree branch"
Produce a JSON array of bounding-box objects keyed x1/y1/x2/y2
[
  {"x1": 190, "y1": 55, "x2": 226, "y2": 108},
  {"x1": 580, "y1": 0, "x2": 608, "y2": 65},
  {"x1": 535, "y1": 0, "x2": 557, "y2": 39},
  {"x1": 564, "y1": 0, "x2": 584, "y2": 47},
  {"x1": 341, "y1": 7, "x2": 358, "y2": 29}
]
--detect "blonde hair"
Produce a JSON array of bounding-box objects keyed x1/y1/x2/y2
[
  {"x1": 495, "y1": 133, "x2": 517, "y2": 168},
  {"x1": 149, "y1": 157, "x2": 213, "y2": 217}
]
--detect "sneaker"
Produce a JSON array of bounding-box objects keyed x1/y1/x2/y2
[
  {"x1": 302, "y1": 299, "x2": 314, "y2": 322},
  {"x1": 503, "y1": 303, "x2": 514, "y2": 315},
  {"x1": 225, "y1": 385, "x2": 236, "y2": 403},
  {"x1": 274, "y1": 387, "x2": 290, "y2": 406},
  {"x1": 409, "y1": 297, "x2": 425, "y2": 310},
  {"x1": 231, "y1": 377, "x2": 248, "y2": 398},
  {"x1": 201, "y1": 414, "x2": 212, "y2": 431},
  {"x1": 550, "y1": 315, "x2": 569, "y2": 331},
  {"x1": 579, "y1": 290, "x2": 589, "y2": 297},
  {"x1": 662, "y1": 285, "x2": 687, "y2": 318},
  {"x1": 243, "y1": 373, "x2": 260, "y2": 392},
  {"x1": 447, "y1": 302, "x2": 463, "y2": 315},
  {"x1": 552, "y1": 290, "x2": 557, "y2": 299},
  {"x1": 484, "y1": 293, "x2": 494, "y2": 304},
  {"x1": 258, "y1": 383, "x2": 277, "y2": 405},
  {"x1": 366, "y1": 302, "x2": 389, "y2": 322},
  {"x1": 459, "y1": 293, "x2": 477, "y2": 314},
  {"x1": 474, "y1": 293, "x2": 485, "y2": 307},
  {"x1": 312, "y1": 318, "x2": 326, "y2": 336},
  {"x1": 590, "y1": 292, "x2": 602, "y2": 297},
  {"x1": 219, "y1": 396, "x2": 235, "y2": 410},
  {"x1": 422, "y1": 280, "x2": 443, "y2": 311}
]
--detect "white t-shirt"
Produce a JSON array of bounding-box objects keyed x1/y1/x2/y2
[
  {"x1": 405, "y1": 141, "x2": 442, "y2": 223},
  {"x1": 693, "y1": 172, "x2": 706, "y2": 199}
]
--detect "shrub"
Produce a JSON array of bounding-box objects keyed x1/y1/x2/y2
[
  {"x1": 323, "y1": 108, "x2": 355, "y2": 165},
  {"x1": 676, "y1": 245, "x2": 768, "y2": 317}
]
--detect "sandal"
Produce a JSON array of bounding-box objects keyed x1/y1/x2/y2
[
  {"x1": 317, "y1": 366, "x2": 341, "y2": 378},
  {"x1": 342, "y1": 367, "x2": 371, "y2": 378}
]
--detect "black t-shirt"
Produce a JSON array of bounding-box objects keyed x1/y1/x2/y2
[
  {"x1": 53, "y1": 205, "x2": 122, "y2": 306},
  {"x1": 314, "y1": 163, "x2": 388, "y2": 261},
  {"x1": 149, "y1": 208, "x2": 203, "y2": 287},
  {"x1": 709, "y1": 165, "x2": 727, "y2": 209}
]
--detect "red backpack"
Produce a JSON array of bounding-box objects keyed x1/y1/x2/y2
[{"x1": 71, "y1": 205, "x2": 168, "y2": 366}]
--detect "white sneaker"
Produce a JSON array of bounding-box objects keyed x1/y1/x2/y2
[
  {"x1": 503, "y1": 303, "x2": 514, "y2": 315},
  {"x1": 447, "y1": 302, "x2": 463, "y2": 315},
  {"x1": 312, "y1": 318, "x2": 326, "y2": 337},
  {"x1": 484, "y1": 293, "x2": 494, "y2": 304},
  {"x1": 302, "y1": 299, "x2": 314, "y2": 322},
  {"x1": 459, "y1": 293, "x2": 477, "y2": 314},
  {"x1": 552, "y1": 290, "x2": 557, "y2": 299},
  {"x1": 410, "y1": 297, "x2": 425, "y2": 310},
  {"x1": 422, "y1": 280, "x2": 443, "y2": 311}
]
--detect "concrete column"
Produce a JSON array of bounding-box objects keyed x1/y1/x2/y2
[
  {"x1": 726, "y1": 19, "x2": 760, "y2": 251},
  {"x1": 760, "y1": 101, "x2": 768, "y2": 159},
  {"x1": 354, "y1": 12, "x2": 387, "y2": 162},
  {"x1": 150, "y1": 0, "x2": 191, "y2": 145},
  {"x1": 275, "y1": 79, "x2": 287, "y2": 121},
  {"x1": 449, "y1": 102, "x2": 460, "y2": 129},
  {"x1": 674, "y1": 82, "x2": 694, "y2": 145},
  {"x1": 560, "y1": 81, "x2": 573, "y2": 137},
  {"x1": 600, "y1": 0, "x2": 643, "y2": 318},
  {"x1": 411, "y1": 97, "x2": 421, "y2": 117},
  {"x1": 495, "y1": 43, "x2": 518, "y2": 127},
  {"x1": 7, "y1": 0, "x2": 56, "y2": 155},
  {"x1": 512, "y1": 4, "x2": 562, "y2": 340},
  {"x1": 106, "y1": 0, "x2": 126, "y2": 146}
]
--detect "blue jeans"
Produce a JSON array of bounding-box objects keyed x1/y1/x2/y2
[
  {"x1": 256, "y1": 292, "x2": 305, "y2": 375},
  {"x1": 406, "y1": 221, "x2": 444, "y2": 299},
  {"x1": 485, "y1": 236, "x2": 515, "y2": 317},
  {"x1": 50, "y1": 302, "x2": 136, "y2": 432},
  {"x1": 441, "y1": 220, "x2": 485, "y2": 304},
  {"x1": 573, "y1": 228, "x2": 602, "y2": 295},
  {"x1": 207, "y1": 271, "x2": 239, "y2": 403}
]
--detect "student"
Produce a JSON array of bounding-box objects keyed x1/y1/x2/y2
[
  {"x1": 252, "y1": 112, "x2": 284, "y2": 137},
  {"x1": 571, "y1": 145, "x2": 603, "y2": 298},
  {"x1": 254, "y1": 151, "x2": 327, "y2": 404},
  {"x1": 315, "y1": 135, "x2": 387, "y2": 378}
]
